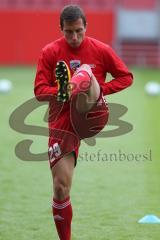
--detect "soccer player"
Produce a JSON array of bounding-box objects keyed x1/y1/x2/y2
[{"x1": 34, "y1": 5, "x2": 133, "y2": 240}]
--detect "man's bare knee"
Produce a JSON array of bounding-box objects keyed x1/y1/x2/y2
[
  {"x1": 75, "y1": 92, "x2": 92, "y2": 113},
  {"x1": 75, "y1": 75, "x2": 100, "y2": 113},
  {"x1": 54, "y1": 178, "x2": 70, "y2": 200},
  {"x1": 88, "y1": 74, "x2": 100, "y2": 102}
]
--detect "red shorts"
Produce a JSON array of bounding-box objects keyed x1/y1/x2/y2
[{"x1": 48, "y1": 90, "x2": 109, "y2": 168}]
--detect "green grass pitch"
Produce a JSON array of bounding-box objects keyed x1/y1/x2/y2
[{"x1": 0, "y1": 66, "x2": 160, "y2": 240}]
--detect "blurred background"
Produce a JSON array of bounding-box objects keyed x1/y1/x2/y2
[
  {"x1": 0, "y1": 1, "x2": 160, "y2": 240},
  {"x1": 0, "y1": 0, "x2": 160, "y2": 66}
]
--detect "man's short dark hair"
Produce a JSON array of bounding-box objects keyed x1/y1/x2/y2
[{"x1": 60, "y1": 5, "x2": 86, "y2": 30}]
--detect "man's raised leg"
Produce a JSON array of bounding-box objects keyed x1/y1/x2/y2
[
  {"x1": 69, "y1": 64, "x2": 109, "y2": 139},
  {"x1": 69, "y1": 64, "x2": 101, "y2": 113}
]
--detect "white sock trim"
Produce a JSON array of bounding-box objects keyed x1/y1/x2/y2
[{"x1": 52, "y1": 199, "x2": 71, "y2": 209}]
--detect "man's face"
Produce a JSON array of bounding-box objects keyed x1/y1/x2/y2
[{"x1": 62, "y1": 18, "x2": 86, "y2": 48}]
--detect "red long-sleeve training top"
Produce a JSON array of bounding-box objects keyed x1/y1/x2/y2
[{"x1": 34, "y1": 36, "x2": 133, "y2": 99}]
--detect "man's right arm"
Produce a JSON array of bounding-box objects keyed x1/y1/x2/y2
[{"x1": 34, "y1": 48, "x2": 57, "y2": 101}]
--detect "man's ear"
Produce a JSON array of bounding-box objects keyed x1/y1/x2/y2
[
  {"x1": 59, "y1": 24, "x2": 63, "y2": 32},
  {"x1": 85, "y1": 22, "x2": 88, "y2": 31}
]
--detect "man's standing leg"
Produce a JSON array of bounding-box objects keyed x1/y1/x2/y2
[{"x1": 51, "y1": 152, "x2": 75, "y2": 240}]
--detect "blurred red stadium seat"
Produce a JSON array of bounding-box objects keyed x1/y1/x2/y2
[
  {"x1": 0, "y1": 0, "x2": 157, "y2": 10},
  {"x1": 117, "y1": 40, "x2": 160, "y2": 67},
  {"x1": 120, "y1": 0, "x2": 156, "y2": 9}
]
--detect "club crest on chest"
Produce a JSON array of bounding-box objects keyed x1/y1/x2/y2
[{"x1": 70, "y1": 60, "x2": 81, "y2": 72}]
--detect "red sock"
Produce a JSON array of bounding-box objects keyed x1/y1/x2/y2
[
  {"x1": 52, "y1": 196, "x2": 72, "y2": 240},
  {"x1": 70, "y1": 70, "x2": 91, "y2": 96}
]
